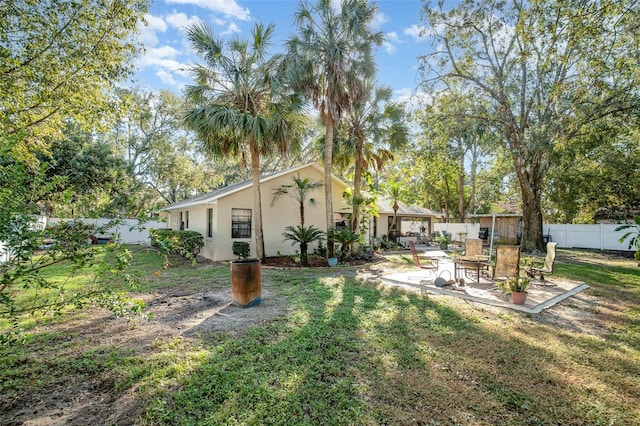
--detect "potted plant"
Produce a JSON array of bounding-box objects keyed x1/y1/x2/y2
[
  {"x1": 434, "y1": 234, "x2": 450, "y2": 250},
  {"x1": 230, "y1": 242, "x2": 261, "y2": 308},
  {"x1": 232, "y1": 241, "x2": 250, "y2": 259},
  {"x1": 498, "y1": 274, "x2": 531, "y2": 305}
]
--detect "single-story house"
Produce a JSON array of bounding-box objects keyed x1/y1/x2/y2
[
  {"x1": 162, "y1": 163, "x2": 349, "y2": 261},
  {"x1": 370, "y1": 197, "x2": 444, "y2": 244}
]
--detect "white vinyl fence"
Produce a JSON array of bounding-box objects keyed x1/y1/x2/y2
[
  {"x1": 434, "y1": 223, "x2": 481, "y2": 242},
  {"x1": 0, "y1": 240, "x2": 10, "y2": 263},
  {"x1": 47, "y1": 217, "x2": 167, "y2": 246},
  {"x1": 544, "y1": 223, "x2": 633, "y2": 251},
  {"x1": 437, "y1": 222, "x2": 634, "y2": 252}
]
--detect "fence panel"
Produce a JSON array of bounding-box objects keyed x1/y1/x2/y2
[
  {"x1": 544, "y1": 223, "x2": 631, "y2": 251},
  {"x1": 47, "y1": 218, "x2": 167, "y2": 246},
  {"x1": 434, "y1": 223, "x2": 481, "y2": 242}
]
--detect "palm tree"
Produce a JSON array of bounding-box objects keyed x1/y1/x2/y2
[
  {"x1": 335, "y1": 83, "x2": 408, "y2": 238},
  {"x1": 282, "y1": 225, "x2": 325, "y2": 266},
  {"x1": 287, "y1": 0, "x2": 382, "y2": 258},
  {"x1": 183, "y1": 21, "x2": 303, "y2": 262},
  {"x1": 384, "y1": 180, "x2": 402, "y2": 241},
  {"x1": 271, "y1": 173, "x2": 323, "y2": 226}
]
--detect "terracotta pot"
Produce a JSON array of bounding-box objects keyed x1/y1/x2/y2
[
  {"x1": 230, "y1": 259, "x2": 262, "y2": 307},
  {"x1": 511, "y1": 291, "x2": 528, "y2": 305}
]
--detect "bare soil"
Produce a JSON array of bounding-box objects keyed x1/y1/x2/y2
[{"x1": 0, "y1": 252, "x2": 622, "y2": 425}]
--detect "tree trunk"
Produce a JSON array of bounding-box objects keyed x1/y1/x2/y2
[
  {"x1": 469, "y1": 146, "x2": 478, "y2": 213},
  {"x1": 458, "y1": 167, "x2": 465, "y2": 222},
  {"x1": 520, "y1": 183, "x2": 544, "y2": 253},
  {"x1": 324, "y1": 118, "x2": 335, "y2": 259},
  {"x1": 351, "y1": 140, "x2": 364, "y2": 252},
  {"x1": 513, "y1": 143, "x2": 546, "y2": 253},
  {"x1": 249, "y1": 140, "x2": 265, "y2": 262},
  {"x1": 300, "y1": 202, "x2": 305, "y2": 227}
]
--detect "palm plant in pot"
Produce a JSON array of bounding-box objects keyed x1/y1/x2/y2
[{"x1": 498, "y1": 274, "x2": 531, "y2": 305}]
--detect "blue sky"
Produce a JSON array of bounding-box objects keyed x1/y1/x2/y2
[{"x1": 134, "y1": 0, "x2": 451, "y2": 102}]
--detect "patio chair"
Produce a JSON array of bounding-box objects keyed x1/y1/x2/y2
[
  {"x1": 409, "y1": 240, "x2": 439, "y2": 279},
  {"x1": 463, "y1": 238, "x2": 487, "y2": 258},
  {"x1": 492, "y1": 245, "x2": 521, "y2": 280},
  {"x1": 454, "y1": 239, "x2": 489, "y2": 283},
  {"x1": 525, "y1": 242, "x2": 558, "y2": 284}
]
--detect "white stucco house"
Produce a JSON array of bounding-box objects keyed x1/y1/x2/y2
[{"x1": 161, "y1": 163, "x2": 350, "y2": 261}]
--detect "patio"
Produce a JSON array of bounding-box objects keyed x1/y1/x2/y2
[{"x1": 380, "y1": 247, "x2": 589, "y2": 314}]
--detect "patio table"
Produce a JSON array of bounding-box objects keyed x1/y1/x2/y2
[{"x1": 454, "y1": 255, "x2": 490, "y2": 285}]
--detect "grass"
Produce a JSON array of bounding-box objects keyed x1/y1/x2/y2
[{"x1": 1, "y1": 246, "x2": 640, "y2": 425}]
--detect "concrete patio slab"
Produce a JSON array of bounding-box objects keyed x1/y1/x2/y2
[{"x1": 381, "y1": 270, "x2": 589, "y2": 314}]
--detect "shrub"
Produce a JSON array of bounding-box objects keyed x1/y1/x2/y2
[
  {"x1": 149, "y1": 229, "x2": 204, "y2": 263},
  {"x1": 232, "y1": 241, "x2": 250, "y2": 259}
]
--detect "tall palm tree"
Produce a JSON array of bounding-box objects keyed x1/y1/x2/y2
[
  {"x1": 271, "y1": 173, "x2": 323, "y2": 227},
  {"x1": 384, "y1": 180, "x2": 402, "y2": 241},
  {"x1": 183, "y1": 21, "x2": 302, "y2": 262},
  {"x1": 287, "y1": 0, "x2": 382, "y2": 258},
  {"x1": 335, "y1": 83, "x2": 409, "y2": 238}
]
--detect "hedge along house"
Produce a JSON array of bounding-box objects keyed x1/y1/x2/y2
[
  {"x1": 162, "y1": 163, "x2": 350, "y2": 261},
  {"x1": 370, "y1": 197, "x2": 444, "y2": 246}
]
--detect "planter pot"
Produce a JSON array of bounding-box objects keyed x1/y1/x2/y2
[
  {"x1": 327, "y1": 257, "x2": 338, "y2": 267},
  {"x1": 511, "y1": 291, "x2": 528, "y2": 305},
  {"x1": 439, "y1": 243, "x2": 448, "y2": 250},
  {"x1": 230, "y1": 258, "x2": 262, "y2": 308}
]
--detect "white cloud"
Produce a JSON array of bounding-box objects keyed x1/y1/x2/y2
[
  {"x1": 386, "y1": 31, "x2": 400, "y2": 43},
  {"x1": 138, "y1": 14, "x2": 168, "y2": 46},
  {"x1": 371, "y1": 11, "x2": 389, "y2": 30},
  {"x1": 382, "y1": 31, "x2": 401, "y2": 54},
  {"x1": 164, "y1": 0, "x2": 251, "y2": 20},
  {"x1": 212, "y1": 17, "x2": 226, "y2": 26},
  {"x1": 166, "y1": 12, "x2": 200, "y2": 32},
  {"x1": 221, "y1": 22, "x2": 241, "y2": 36},
  {"x1": 156, "y1": 70, "x2": 183, "y2": 88},
  {"x1": 136, "y1": 45, "x2": 189, "y2": 78},
  {"x1": 404, "y1": 24, "x2": 429, "y2": 41},
  {"x1": 382, "y1": 41, "x2": 395, "y2": 54},
  {"x1": 148, "y1": 45, "x2": 180, "y2": 59}
]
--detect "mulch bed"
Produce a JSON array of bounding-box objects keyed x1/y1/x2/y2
[{"x1": 262, "y1": 255, "x2": 376, "y2": 268}]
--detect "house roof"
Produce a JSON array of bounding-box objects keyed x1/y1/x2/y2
[
  {"x1": 164, "y1": 163, "x2": 347, "y2": 211},
  {"x1": 376, "y1": 197, "x2": 444, "y2": 218}
]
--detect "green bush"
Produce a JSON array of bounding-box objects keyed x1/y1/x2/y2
[
  {"x1": 150, "y1": 229, "x2": 204, "y2": 262},
  {"x1": 149, "y1": 229, "x2": 173, "y2": 248},
  {"x1": 232, "y1": 241, "x2": 250, "y2": 259}
]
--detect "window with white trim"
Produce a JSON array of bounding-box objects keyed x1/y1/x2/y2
[
  {"x1": 231, "y1": 208, "x2": 251, "y2": 238},
  {"x1": 207, "y1": 208, "x2": 213, "y2": 238}
]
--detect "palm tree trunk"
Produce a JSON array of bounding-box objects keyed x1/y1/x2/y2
[
  {"x1": 250, "y1": 139, "x2": 265, "y2": 262},
  {"x1": 352, "y1": 141, "x2": 364, "y2": 242},
  {"x1": 325, "y1": 118, "x2": 335, "y2": 259}
]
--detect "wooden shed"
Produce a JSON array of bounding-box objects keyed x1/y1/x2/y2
[{"x1": 467, "y1": 214, "x2": 523, "y2": 244}]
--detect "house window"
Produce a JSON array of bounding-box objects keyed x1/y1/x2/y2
[
  {"x1": 231, "y1": 208, "x2": 251, "y2": 238},
  {"x1": 207, "y1": 208, "x2": 213, "y2": 238},
  {"x1": 179, "y1": 211, "x2": 184, "y2": 230},
  {"x1": 185, "y1": 211, "x2": 189, "y2": 229}
]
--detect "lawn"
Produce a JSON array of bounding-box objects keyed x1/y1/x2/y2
[{"x1": 1, "y1": 246, "x2": 639, "y2": 425}]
